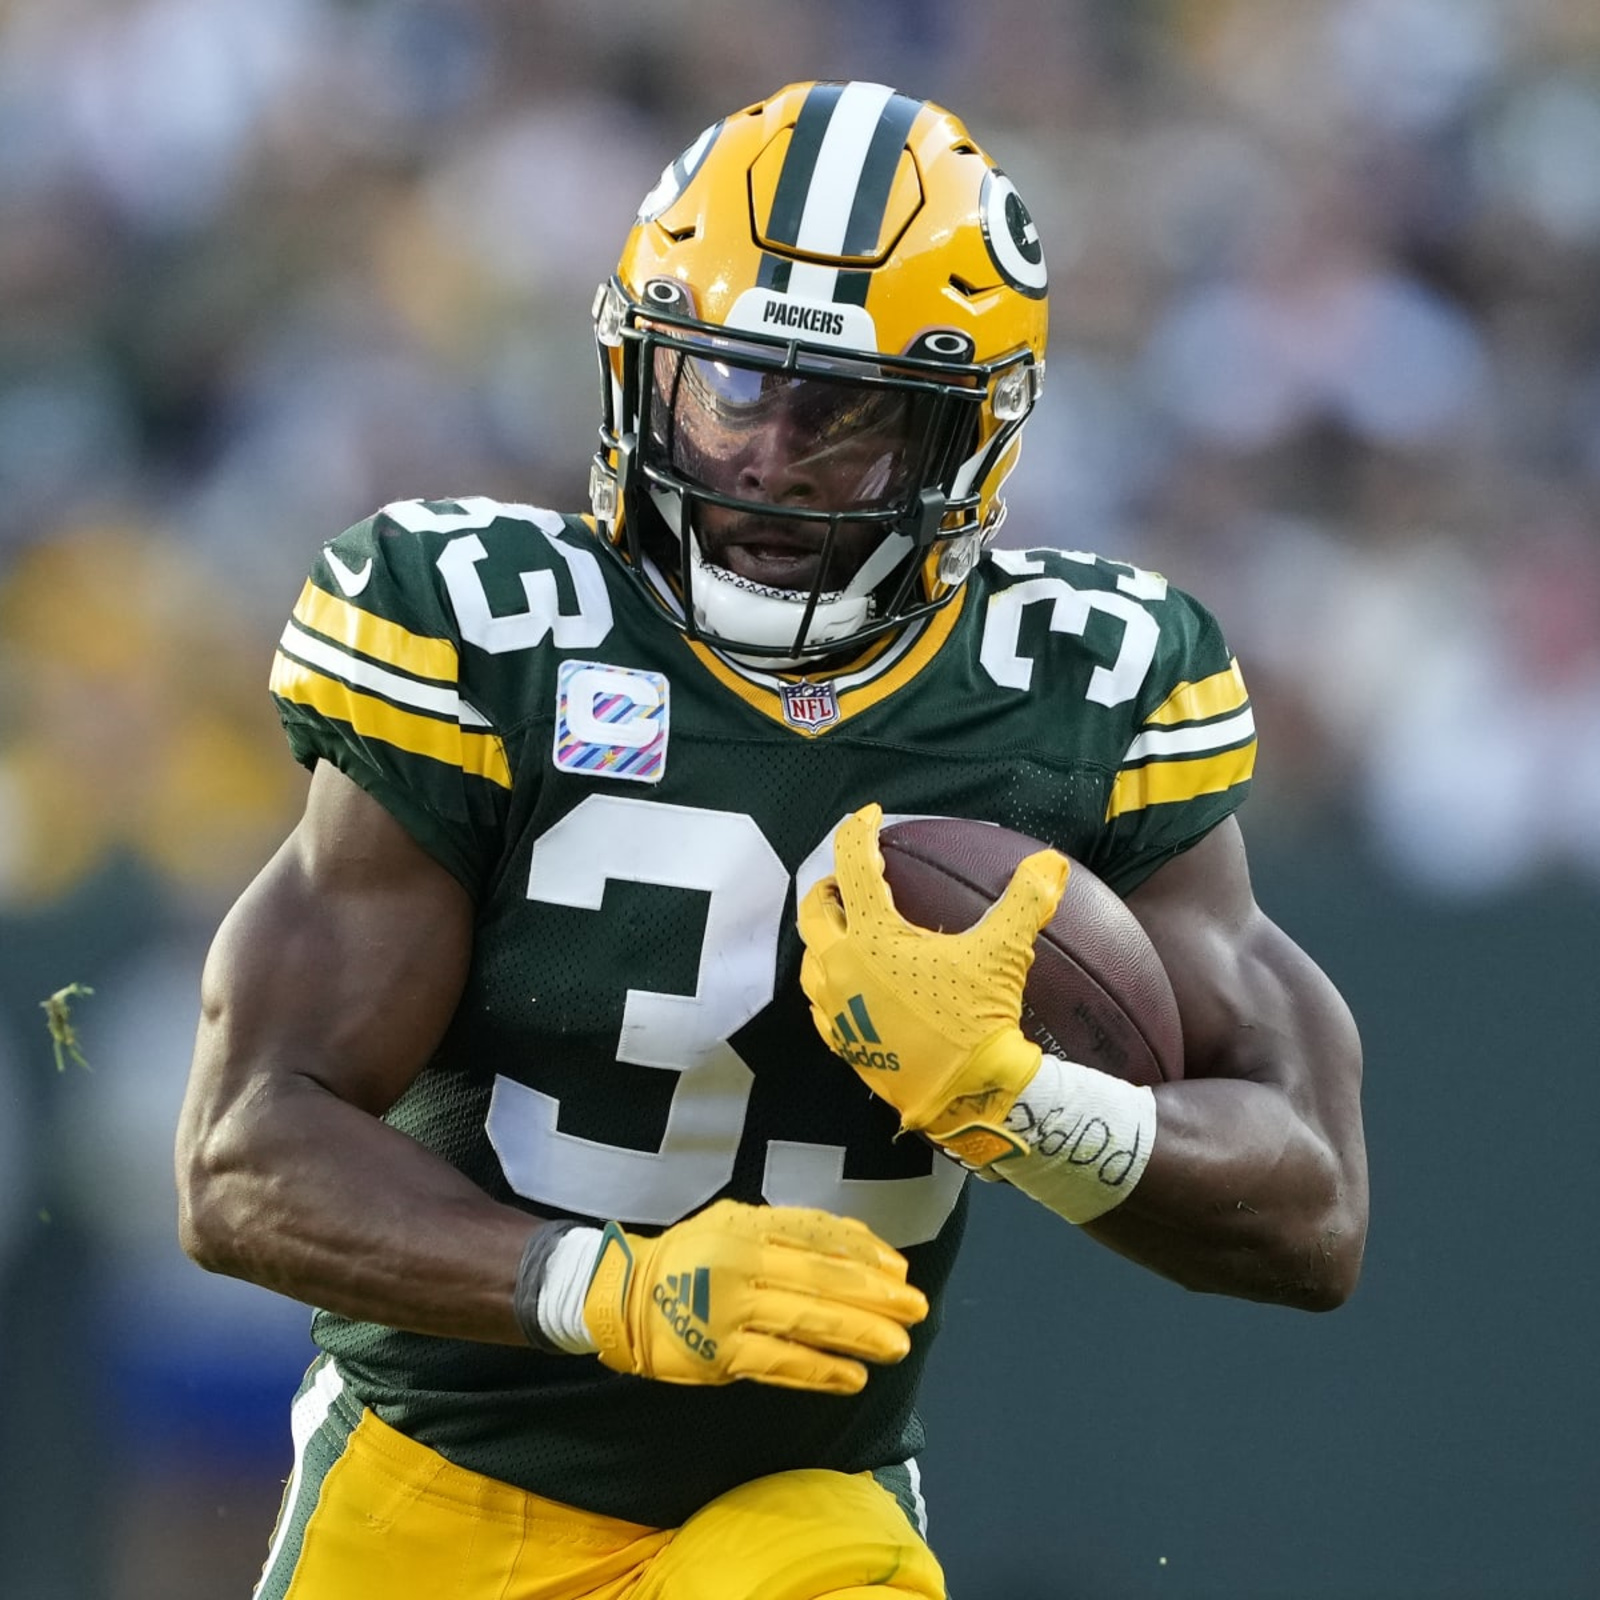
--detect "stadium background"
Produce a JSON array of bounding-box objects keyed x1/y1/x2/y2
[{"x1": 0, "y1": 2, "x2": 1596, "y2": 1595}]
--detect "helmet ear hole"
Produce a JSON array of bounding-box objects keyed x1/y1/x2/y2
[
  {"x1": 906, "y1": 329, "x2": 976, "y2": 363},
  {"x1": 643, "y1": 278, "x2": 691, "y2": 311}
]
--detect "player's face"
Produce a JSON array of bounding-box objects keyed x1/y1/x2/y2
[{"x1": 650, "y1": 348, "x2": 925, "y2": 592}]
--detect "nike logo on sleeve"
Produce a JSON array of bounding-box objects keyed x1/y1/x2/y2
[{"x1": 324, "y1": 549, "x2": 374, "y2": 596}]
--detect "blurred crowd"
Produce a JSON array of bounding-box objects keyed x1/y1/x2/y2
[
  {"x1": 3, "y1": 0, "x2": 1600, "y2": 918},
  {"x1": 2, "y1": 2, "x2": 1599, "y2": 1594}
]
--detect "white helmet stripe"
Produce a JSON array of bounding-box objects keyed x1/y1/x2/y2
[
  {"x1": 793, "y1": 81, "x2": 897, "y2": 256},
  {"x1": 784, "y1": 259, "x2": 841, "y2": 301}
]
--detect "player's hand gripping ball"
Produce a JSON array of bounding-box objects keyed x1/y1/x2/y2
[{"x1": 797, "y1": 803, "x2": 1070, "y2": 1167}]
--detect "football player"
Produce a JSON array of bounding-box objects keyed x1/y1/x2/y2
[{"x1": 176, "y1": 81, "x2": 1367, "y2": 1599}]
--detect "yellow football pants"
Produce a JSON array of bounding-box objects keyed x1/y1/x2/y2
[{"x1": 254, "y1": 1362, "x2": 946, "y2": 1600}]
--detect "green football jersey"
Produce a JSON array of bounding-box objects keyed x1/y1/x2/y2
[{"x1": 269, "y1": 495, "x2": 1255, "y2": 1527}]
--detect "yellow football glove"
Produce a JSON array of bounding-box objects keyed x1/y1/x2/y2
[
  {"x1": 798, "y1": 804, "x2": 1070, "y2": 1168},
  {"x1": 582, "y1": 1198, "x2": 928, "y2": 1395}
]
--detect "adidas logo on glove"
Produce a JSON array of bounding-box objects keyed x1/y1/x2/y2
[
  {"x1": 829, "y1": 995, "x2": 902, "y2": 1074},
  {"x1": 651, "y1": 1267, "x2": 717, "y2": 1361}
]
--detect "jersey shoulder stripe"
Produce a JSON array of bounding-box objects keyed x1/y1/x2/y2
[
  {"x1": 291, "y1": 575, "x2": 459, "y2": 683},
  {"x1": 1106, "y1": 740, "x2": 1255, "y2": 819},
  {"x1": 1145, "y1": 657, "x2": 1249, "y2": 726},
  {"x1": 273, "y1": 578, "x2": 512, "y2": 789},
  {"x1": 1106, "y1": 655, "x2": 1255, "y2": 820},
  {"x1": 271, "y1": 651, "x2": 513, "y2": 788}
]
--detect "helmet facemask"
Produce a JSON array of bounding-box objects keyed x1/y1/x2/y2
[
  {"x1": 648, "y1": 321, "x2": 991, "y2": 662},
  {"x1": 595, "y1": 289, "x2": 1035, "y2": 666}
]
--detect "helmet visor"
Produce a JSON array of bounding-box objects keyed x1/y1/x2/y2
[{"x1": 647, "y1": 344, "x2": 945, "y2": 517}]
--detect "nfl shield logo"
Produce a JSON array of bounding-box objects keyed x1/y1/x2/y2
[{"x1": 779, "y1": 680, "x2": 840, "y2": 732}]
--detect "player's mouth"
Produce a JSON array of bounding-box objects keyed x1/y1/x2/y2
[{"x1": 705, "y1": 523, "x2": 833, "y2": 592}]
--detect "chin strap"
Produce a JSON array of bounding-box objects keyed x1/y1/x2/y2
[
  {"x1": 688, "y1": 530, "x2": 869, "y2": 659},
  {"x1": 841, "y1": 528, "x2": 914, "y2": 600},
  {"x1": 643, "y1": 483, "x2": 934, "y2": 661}
]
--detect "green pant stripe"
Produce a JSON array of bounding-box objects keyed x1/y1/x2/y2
[{"x1": 252, "y1": 1358, "x2": 355, "y2": 1600}]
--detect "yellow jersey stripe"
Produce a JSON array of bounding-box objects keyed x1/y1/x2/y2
[
  {"x1": 682, "y1": 643, "x2": 783, "y2": 721},
  {"x1": 836, "y1": 594, "x2": 967, "y2": 718},
  {"x1": 1104, "y1": 740, "x2": 1256, "y2": 820},
  {"x1": 292, "y1": 580, "x2": 459, "y2": 684},
  {"x1": 804, "y1": 627, "x2": 900, "y2": 680},
  {"x1": 271, "y1": 653, "x2": 512, "y2": 788},
  {"x1": 279, "y1": 621, "x2": 474, "y2": 721},
  {"x1": 1145, "y1": 658, "x2": 1248, "y2": 726}
]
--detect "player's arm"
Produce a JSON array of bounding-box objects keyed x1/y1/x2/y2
[
  {"x1": 178, "y1": 762, "x2": 926, "y2": 1386},
  {"x1": 175, "y1": 759, "x2": 537, "y2": 1343},
  {"x1": 1087, "y1": 815, "x2": 1368, "y2": 1310},
  {"x1": 799, "y1": 806, "x2": 1366, "y2": 1312}
]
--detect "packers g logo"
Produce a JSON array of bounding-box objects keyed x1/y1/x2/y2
[
  {"x1": 980, "y1": 169, "x2": 1047, "y2": 299},
  {"x1": 637, "y1": 120, "x2": 723, "y2": 222}
]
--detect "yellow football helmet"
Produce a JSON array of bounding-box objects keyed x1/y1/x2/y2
[{"x1": 590, "y1": 80, "x2": 1048, "y2": 664}]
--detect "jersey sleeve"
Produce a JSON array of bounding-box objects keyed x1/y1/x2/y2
[
  {"x1": 268, "y1": 509, "x2": 513, "y2": 895},
  {"x1": 1087, "y1": 574, "x2": 1255, "y2": 896}
]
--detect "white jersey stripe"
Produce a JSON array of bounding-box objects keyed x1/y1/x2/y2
[
  {"x1": 1123, "y1": 707, "x2": 1256, "y2": 763},
  {"x1": 279, "y1": 620, "x2": 493, "y2": 727}
]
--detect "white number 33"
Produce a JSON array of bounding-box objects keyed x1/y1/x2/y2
[{"x1": 485, "y1": 795, "x2": 965, "y2": 1247}]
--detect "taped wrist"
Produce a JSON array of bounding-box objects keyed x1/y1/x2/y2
[
  {"x1": 996, "y1": 1054, "x2": 1158, "y2": 1223},
  {"x1": 511, "y1": 1221, "x2": 603, "y2": 1355}
]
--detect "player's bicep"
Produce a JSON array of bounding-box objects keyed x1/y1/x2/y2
[
  {"x1": 1125, "y1": 819, "x2": 1364, "y2": 1142},
  {"x1": 191, "y1": 761, "x2": 474, "y2": 1120},
  {"x1": 1082, "y1": 821, "x2": 1367, "y2": 1305}
]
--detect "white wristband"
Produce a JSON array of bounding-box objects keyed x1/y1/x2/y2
[
  {"x1": 996, "y1": 1055, "x2": 1158, "y2": 1223},
  {"x1": 534, "y1": 1225, "x2": 604, "y2": 1353}
]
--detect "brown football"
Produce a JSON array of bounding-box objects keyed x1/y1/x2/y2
[{"x1": 877, "y1": 818, "x2": 1184, "y2": 1086}]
